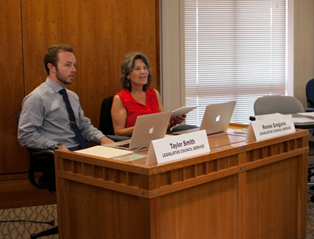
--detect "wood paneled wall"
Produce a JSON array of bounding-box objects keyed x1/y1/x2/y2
[
  {"x1": 0, "y1": 1, "x2": 27, "y2": 175},
  {"x1": 0, "y1": 0, "x2": 160, "y2": 209},
  {"x1": 21, "y1": 0, "x2": 160, "y2": 130}
]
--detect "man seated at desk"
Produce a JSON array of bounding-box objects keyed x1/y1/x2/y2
[{"x1": 18, "y1": 44, "x2": 113, "y2": 190}]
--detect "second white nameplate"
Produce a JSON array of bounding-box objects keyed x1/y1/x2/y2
[{"x1": 246, "y1": 114, "x2": 295, "y2": 142}]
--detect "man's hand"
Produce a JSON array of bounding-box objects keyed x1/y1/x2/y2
[
  {"x1": 58, "y1": 145, "x2": 70, "y2": 152},
  {"x1": 100, "y1": 136, "x2": 114, "y2": 145}
]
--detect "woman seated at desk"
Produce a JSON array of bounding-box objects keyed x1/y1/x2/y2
[{"x1": 111, "y1": 52, "x2": 185, "y2": 137}]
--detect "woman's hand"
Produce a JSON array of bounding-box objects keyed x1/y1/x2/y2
[{"x1": 170, "y1": 114, "x2": 187, "y2": 127}]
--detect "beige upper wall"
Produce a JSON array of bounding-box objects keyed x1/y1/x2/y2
[{"x1": 294, "y1": 0, "x2": 314, "y2": 106}]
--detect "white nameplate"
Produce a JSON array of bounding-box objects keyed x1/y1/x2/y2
[
  {"x1": 246, "y1": 114, "x2": 295, "y2": 142},
  {"x1": 146, "y1": 130, "x2": 210, "y2": 165}
]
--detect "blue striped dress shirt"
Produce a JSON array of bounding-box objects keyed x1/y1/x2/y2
[{"x1": 18, "y1": 77, "x2": 105, "y2": 149}]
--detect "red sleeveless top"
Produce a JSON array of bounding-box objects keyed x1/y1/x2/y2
[{"x1": 117, "y1": 88, "x2": 160, "y2": 127}]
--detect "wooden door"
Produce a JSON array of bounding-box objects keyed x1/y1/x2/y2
[{"x1": 0, "y1": 0, "x2": 27, "y2": 174}]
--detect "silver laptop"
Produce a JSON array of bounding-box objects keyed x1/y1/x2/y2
[
  {"x1": 104, "y1": 111, "x2": 172, "y2": 151},
  {"x1": 173, "y1": 101, "x2": 236, "y2": 135}
]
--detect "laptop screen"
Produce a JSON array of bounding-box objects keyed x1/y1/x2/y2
[{"x1": 200, "y1": 101, "x2": 236, "y2": 135}]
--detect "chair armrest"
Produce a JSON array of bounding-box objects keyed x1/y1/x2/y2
[
  {"x1": 31, "y1": 149, "x2": 54, "y2": 158},
  {"x1": 106, "y1": 135, "x2": 131, "y2": 142},
  {"x1": 171, "y1": 124, "x2": 198, "y2": 133}
]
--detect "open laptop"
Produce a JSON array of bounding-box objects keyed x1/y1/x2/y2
[
  {"x1": 173, "y1": 101, "x2": 236, "y2": 135},
  {"x1": 104, "y1": 111, "x2": 172, "y2": 151}
]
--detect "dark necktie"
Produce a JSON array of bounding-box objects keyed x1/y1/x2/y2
[{"x1": 59, "y1": 89, "x2": 88, "y2": 149}]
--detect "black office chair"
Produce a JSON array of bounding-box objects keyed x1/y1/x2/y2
[
  {"x1": 254, "y1": 95, "x2": 314, "y2": 201},
  {"x1": 28, "y1": 149, "x2": 58, "y2": 239},
  {"x1": 305, "y1": 78, "x2": 314, "y2": 125},
  {"x1": 17, "y1": 112, "x2": 58, "y2": 238},
  {"x1": 305, "y1": 79, "x2": 314, "y2": 198},
  {"x1": 306, "y1": 78, "x2": 314, "y2": 109},
  {"x1": 99, "y1": 96, "x2": 130, "y2": 142}
]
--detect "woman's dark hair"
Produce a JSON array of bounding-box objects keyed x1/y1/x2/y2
[{"x1": 120, "y1": 52, "x2": 152, "y2": 91}]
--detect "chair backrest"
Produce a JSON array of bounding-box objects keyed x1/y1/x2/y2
[
  {"x1": 98, "y1": 96, "x2": 132, "y2": 142},
  {"x1": 254, "y1": 95, "x2": 304, "y2": 115},
  {"x1": 99, "y1": 96, "x2": 115, "y2": 135},
  {"x1": 17, "y1": 111, "x2": 55, "y2": 190},
  {"x1": 306, "y1": 78, "x2": 314, "y2": 108}
]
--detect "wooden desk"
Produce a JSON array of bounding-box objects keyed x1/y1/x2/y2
[{"x1": 55, "y1": 130, "x2": 309, "y2": 239}]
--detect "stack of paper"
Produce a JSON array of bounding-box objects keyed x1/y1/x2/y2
[{"x1": 75, "y1": 145, "x2": 133, "y2": 158}]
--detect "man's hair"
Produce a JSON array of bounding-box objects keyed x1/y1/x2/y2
[
  {"x1": 120, "y1": 52, "x2": 152, "y2": 91},
  {"x1": 43, "y1": 44, "x2": 74, "y2": 74}
]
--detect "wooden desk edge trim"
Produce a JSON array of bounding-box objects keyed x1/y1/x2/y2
[{"x1": 55, "y1": 146, "x2": 243, "y2": 175}]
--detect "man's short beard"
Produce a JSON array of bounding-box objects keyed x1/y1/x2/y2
[{"x1": 56, "y1": 68, "x2": 71, "y2": 85}]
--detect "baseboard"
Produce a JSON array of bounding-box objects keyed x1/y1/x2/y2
[{"x1": 0, "y1": 173, "x2": 56, "y2": 209}]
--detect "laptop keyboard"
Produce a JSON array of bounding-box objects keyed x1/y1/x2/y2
[
  {"x1": 112, "y1": 143, "x2": 130, "y2": 150},
  {"x1": 109, "y1": 143, "x2": 148, "y2": 152}
]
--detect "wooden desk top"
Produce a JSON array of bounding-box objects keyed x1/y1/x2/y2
[{"x1": 55, "y1": 126, "x2": 308, "y2": 174}]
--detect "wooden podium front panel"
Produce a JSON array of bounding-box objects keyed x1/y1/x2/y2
[
  {"x1": 242, "y1": 131, "x2": 308, "y2": 239},
  {"x1": 245, "y1": 157, "x2": 298, "y2": 239},
  {"x1": 58, "y1": 179, "x2": 151, "y2": 239},
  {"x1": 160, "y1": 175, "x2": 237, "y2": 239},
  {"x1": 57, "y1": 175, "x2": 238, "y2": 239}
]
